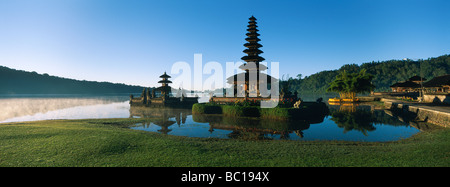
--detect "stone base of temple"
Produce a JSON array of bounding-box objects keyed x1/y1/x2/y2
[
  {"x1": 130, "y1": 97, "x2": 198, "y2": 108},
  {"x1": 209, "y1": 97, "x2": 275, "y2": 104}
]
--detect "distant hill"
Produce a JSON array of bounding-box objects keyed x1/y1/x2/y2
[
  {"x1": 0, "y1": 66, "x2": 145, "y2": 94},
  {"x1": 4, "y1": 54, "x2": 449, "y2": 95},
  {"x1": 285, "y1": 54, "x2": 450, "y2": 93}
]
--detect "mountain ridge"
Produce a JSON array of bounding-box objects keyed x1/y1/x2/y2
[{"x1": 0, "y1": 65, "x2": 145, "y2": 94}]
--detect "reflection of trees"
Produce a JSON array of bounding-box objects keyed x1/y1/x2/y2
[
  {"x1": 192, "y1": 113, "x2": 323, "y2": 140},
  {"x1": 330, "y1": 109, "x2": 376, "y2": 136},
  {"x1": 383, "y1": 109, "x2": 437, "y2": 131},
  {"x1": 329, "y1": 104, "x2": 421, "y2": 136}
]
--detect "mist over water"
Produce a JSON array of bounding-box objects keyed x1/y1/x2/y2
[
  {"x1": 0, "y1": 95, "x2": 130, "y2": 123},
  {"x1": 0, "y1": 94, "x2": 427, "y2": 142}
]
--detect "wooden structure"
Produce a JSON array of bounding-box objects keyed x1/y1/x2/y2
[
  {"x1": 390, "y1": 75, "x2": 426, "y2": 92},
  {"x1": 390, "y1": 81, "x2": 421, "y2": 92},
  {"x1": 423, "y1": 74, "x2": 450, "y2": 93}
]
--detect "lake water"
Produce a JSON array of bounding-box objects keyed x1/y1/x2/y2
[
  {"x1": 0, "y1": 94, "x2": 427, "y2": 142},
  {"x1": 0, "y1": 94, "x2": 131, "y2": 123}
]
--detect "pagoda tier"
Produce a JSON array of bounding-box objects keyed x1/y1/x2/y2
[
  {"x1": 225, "y1": 16, "x2": 277, "y2": 97},
  {"x1": 158, "y1": 71, "x2": 172, "y2": 86},
  {"x1": 226, "y1": 72, "x2": 276, "y2": 84},
  {"x1": 159, "y1": 72, "x2": 171, "y2": 78},
  {"x1": 238, "y1": 62, "x2": 267, "y2": 71},
  {"x1": 155, "y1": 71, "x2": 172, "y2": 98},
  {"x1": 158, "y1": 80, "x2": 172, "y2": 84},
  {"x1": 240, "y1": 16, "x2": 265, "y2": 69},
  {"x1": 240, "y1": 16, "x2": 267, "y2": 71}
]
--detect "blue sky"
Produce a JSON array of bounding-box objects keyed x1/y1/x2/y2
[{"x1": 1, "y1": 0, "x2": 449, "y2": 89}]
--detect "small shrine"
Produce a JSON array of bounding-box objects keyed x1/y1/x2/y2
[
  {"x1": 155, "y1": 72, "x2": 172, "y2": 99},
  {"x1": 130, "y1": 72, "x2": 198, "y2": 108}
]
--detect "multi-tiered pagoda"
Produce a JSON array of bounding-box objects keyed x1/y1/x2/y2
[
  {"x1": 157, "y1": 71, "x2": 172, "y2": 99},
  {"x1": 227, "y1": 16, "x2": 275, "y2": 97}
]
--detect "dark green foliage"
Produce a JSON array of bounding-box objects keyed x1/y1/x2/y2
[
  {"x1": 326, "y1": 69, "x2": 375, "y2": 99},
  {"x1": 192, "y1": 103, "x2": 222, "y2": 114},
  {"x1": 330, "y1": 110, "x2": 377, "y2": 136},
  {"x1": 0, "y1": 66, "x2": 145, "y2": 94},
  {"x1": 285, "y1": 54, "x2": 450, "y2": 93},
  {"x1": 192, "y1": 102, "x2": 328, "y2": 120},
  {"x1": 259, "y1": 107, "x2": 290, "y2": 119},
  {"x1": 222, "y1": 105, "x2": 260, "y2": 117}
]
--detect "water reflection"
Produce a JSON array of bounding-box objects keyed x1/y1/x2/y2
[
  {"x1": 130, "y1": 103, "x2": 426, "y2": 141},
  {"x1": 0, "y1": 95, "x2": 130, "y2": 123},
  {"x1": 329, "y1": 105, "x2": 377, "y2": 136},
  {"x1": 130, "y1": 107, "x2": 190, "y2": 134},
  {"x1": 0, "y1": 94, "x2": 425, "y2": 141},
  {"x1": 130, "y1": 106, "x2": 325, "y2": 140},
  {"x1": 328, "y1": 104, "x2": 432, "y2": 134},
  {"x1": 192, "y1": 114, "x2": 323, "y2": 140}
]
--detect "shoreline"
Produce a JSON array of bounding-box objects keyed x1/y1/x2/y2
[
  {"x1": 328, "y1": 95, "x2": 450, "y2": 128},
  {"x1": 0, "y1": 118, "x2": 448, "y2": 167},
  {"x1": 379, "y1": 98, "x2": 450, "y2": 128}
]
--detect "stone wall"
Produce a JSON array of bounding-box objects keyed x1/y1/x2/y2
[
  {"x1": 382, "y1": 98, "x2": 450, "y2": 128},
  {"x1": 210, "y1": 97, "x2": 274, "y2": 104}
]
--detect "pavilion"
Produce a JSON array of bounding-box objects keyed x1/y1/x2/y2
[{"x1": 390, "y1": 75, "x2": 426, "y2": 92}]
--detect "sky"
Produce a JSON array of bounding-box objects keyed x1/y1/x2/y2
[{"x1": 1, "y1": 0, "x2": 449, "y2": 90}]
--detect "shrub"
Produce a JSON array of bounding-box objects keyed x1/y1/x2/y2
[
  {"x1": 222, "y1": 105, "x2": 260, "y2": 117},
  {"x1": 192, "y1": 103, "x2": 222, "y2": 114},
  {"x1": 192, "y1": 102, "x2": 328, "y2": 120}
]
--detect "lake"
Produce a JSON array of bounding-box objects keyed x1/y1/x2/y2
[{"x1": 0, "y1": 94, "x2": 429, "y2": 142}]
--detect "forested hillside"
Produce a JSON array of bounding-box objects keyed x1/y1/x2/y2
[
  {"x1": 2, "y1": 54, "x2": 449, "y2": 95},
  {"x1": 285, "y1": 54, "x2": 450, "y2": 94},
  {"x1": 0, "y1": 66, "x2": 145, "y2": 94}
]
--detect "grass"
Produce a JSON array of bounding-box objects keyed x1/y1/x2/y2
[{"x1": 0, "y1": 118, "x2": 449, "y2": 167}]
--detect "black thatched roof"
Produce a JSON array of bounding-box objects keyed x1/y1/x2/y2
[
  {"x1": 154, "y1": 86, "x2": 172, "y2": 91},
  {"x1": 238, "y1": 63, "x2": 267, "y2": 71},
  {"x1": 158, "y1": 80, "x2": 172, "y2": 84},
  {"x1": 408, "y1": 75, "x2": 427, "y2": 82},
  {"x1": 159, "y1": 72, "x2": 171, "y2": 78},
  {"x1": 241, "y1": 55, "x2": 265, "y2": 63},
  {"x1": 390, "y1": 81, "x2": 420, "y2": 88},
  {"x1": 226, "y1": 72, "x2": 277, "y2": 84},
  {"x1": 423, "y1": 74, "x2": 450, "y2": 87}
]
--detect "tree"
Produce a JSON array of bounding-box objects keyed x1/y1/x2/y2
[
  {"x1": 278, "y1": 54, "x2": 450, "y2": 94},
  {"x1": 326, "y1": 69, "x2": 375, "y2": 99}
]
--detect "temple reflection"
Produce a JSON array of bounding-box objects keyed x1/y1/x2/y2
[
  {"x1": 128, "y1": 103, "x2": 430, "y2": 141},
  {"x1": 130, "y1": 107, "x2": 191, "y2": 134},
  {"x1": 129, "y1": 106, "x2": 327, "y2": 139},
  {"x1": 193, "y1": 114, "x2": 324, "y2": 140}
]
